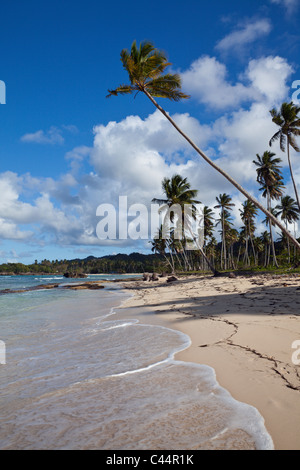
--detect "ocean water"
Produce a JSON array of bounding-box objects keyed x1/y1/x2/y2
[{"x1": 0, "y1": 275, "x2": 274, "y2": 450}]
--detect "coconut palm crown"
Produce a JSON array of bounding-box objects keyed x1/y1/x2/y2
[
  {"x1": 107, "y1": 40, "x2": 190, "y2": 102},
  {"x1": 269, "y1": 102, "x2": 300, "y2": 211}
]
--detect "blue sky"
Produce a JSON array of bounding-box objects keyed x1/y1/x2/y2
[{"x1": 0, "y1": 0, "x2": 300, "y2": 264}]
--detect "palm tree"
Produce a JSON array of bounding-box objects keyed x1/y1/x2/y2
[
  {"x1": 214, "y1": 194, "x2": 235, "y2": 270},
  {"x1": 202, "y1": 206, "x2": 215, "y2": 271},
  {"x1": 253, "y1": 151, "x2": 285, "y2": 267},
  {"x1": 152, "y1": 174, "x2": 217, "y2": 274},
  {"x1": 107, "y1": 40, "x2": 300, "y2": 251},
  {"x1": 239, "y1": 200, "x2": 258, "y2": 265},
  {"x1": 203, "y1": 206, "x2": 215, "y2": 245},
  {"x1": 226, "y1": 227, "x2": 239, "y2": 269},
  {"x1": 269, "y1": 102, "x2": 300, "y2": 212},
  {"x1": 275, "y1": 195, "x2": 299, "y2": 263},
  {"x1": 260, "y1": 231, "x2": 271, "y2": 267},
  {"x1": 150, "y1": 226, "x2": 175, "y2": 272}
]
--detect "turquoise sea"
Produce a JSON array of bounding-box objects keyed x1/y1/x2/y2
[{"x1": 0, "y1": 275, "x2": 274, "y2": 450}]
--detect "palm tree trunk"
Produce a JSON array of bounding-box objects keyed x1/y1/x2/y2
[
  {"x1": 185, "y1": 221, "x2": 219, "y2": 275},
  {"x1": 163, "y1": 253, "x2": 174, "y2": 272},
  {"x1": 237, "y1": 245, "x2": 241, "y2": 266},
  {"x1": 267, "y1": 191, "x2": 279, "y2": 268},
  {"x1": 285, "y1": 221, "x2": 290, "y2": 264},
  {"x1": 249, "y1": 221, "x2": 257, "y2": 265},
  {"x1": 287, "y1": 137, "x2": 300, "y2": 213},
  {"x1": 143, "y1": 89, "x2": 300, "y2": 252},
  {"x1": 222, "y1": 212, "x2": 227, "y2": 270},
  {"x1": 167, "y1": 243, "x2": 176, "y2": 273}
]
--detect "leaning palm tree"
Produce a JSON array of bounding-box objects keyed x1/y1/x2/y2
[
  {"x1": 275, "y1": 195, "x2": 299, "y2": 263},
  {"x1": 269, "y1": 102, "x2": 300, "y2": 212},
  {"x1": 152, "y1": 174, "x2": 217, "y2": 274},
  {"x1": 107, "y1": 40, "x2": 300, "y2": 251}
]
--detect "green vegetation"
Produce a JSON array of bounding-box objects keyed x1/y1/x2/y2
[{"x1": 0, "y1": 253, "x2": 167, "y2": 276}]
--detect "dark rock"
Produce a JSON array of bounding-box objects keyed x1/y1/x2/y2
[
  {"x1": 228, "y1": 272, "x2": 237, "y2": 278},
  {"x1": 167, "y1": 276, "x2": 178, "y2": 283},
  {"x1": 63, "y1": 272, "x2": 88, "y2": 278}
]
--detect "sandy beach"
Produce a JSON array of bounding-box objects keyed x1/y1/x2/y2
[{"x1": 116, "y1": 273, "x2": 300, "y2": 450}]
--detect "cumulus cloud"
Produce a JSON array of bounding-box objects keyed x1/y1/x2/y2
[
  {"x1": 246, "y1": 56, "x2": 294, "y2": 105},
  {"x1": 181, "y1": 55, "x2": 294, "y2": 110},
  {"x1": 181, "y1": 56, "x2": 257, "y2": 110},
  {"x1": 215, "y1": 19, "x2": 272, "y2": 53}
]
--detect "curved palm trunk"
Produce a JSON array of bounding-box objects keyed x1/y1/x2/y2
[
  {"x1": 287, "y1": 137, "x2": 300, "y2": 213},
  {"x1": 143, "y1": 90, "x2": 300, "y2": 252}
]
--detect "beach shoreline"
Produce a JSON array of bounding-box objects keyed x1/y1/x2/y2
[{"x1": 115, "y1": 273, "x2": 300, "y2": 450}]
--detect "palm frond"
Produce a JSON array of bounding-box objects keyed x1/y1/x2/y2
[
  {"x1": 289, "y1": 135, "x2": 300, "y2": 152},
  {"x1": 106, "y1": 84, "x2": 135, "y2": 98},
  {"x1": 269, "y1": 130, "x2": 281, "y2": 147}
]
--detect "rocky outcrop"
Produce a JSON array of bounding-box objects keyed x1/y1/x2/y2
[
  {"x1": 63, "y1": 272, "x2": 88, "y2": 278},
  {"x1": 167, "y1": 275, "x2": 178, "y2": 283}
]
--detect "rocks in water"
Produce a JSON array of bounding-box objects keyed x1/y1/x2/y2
[
  {"x1": 0, "y1": 281, "x2": 104, "y2": 295},
  {"x1": 63, "y1": 272, "x2": 88, "y2": 278},
  {"x1": 143, "y1": 272, "x2": 160, "y2": 281},
  {"x1": 228, "y1": 272, "x2": 237, "y2": 279},
  {"x1": 65, "y1": 282, "x2": 104, "y2": 290}
]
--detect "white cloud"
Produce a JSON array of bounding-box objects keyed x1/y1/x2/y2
[
  {"x1": 215, "y1": 19, "x2": 272, "y2": 53},
  {"x1": 181, "y1": 56, "x2": 257, "y2": 110},
  {"x1": 270, "y1": 0, "x2": 299, "y2": 14},
  {"x1": 246, "y1": 56, "x2": 294, "y2": 105},
  {"x1": 20, "y1": 124, "x2": 78, "y2": 145},
  {"x1": 90, "y1": 110, "x2": 213, "y2": 200},
  {"x1": 181, "y1": 55, "x2": 293, "y2": 110},
  {"x1": 21, "y1": 126, "x2": 64, "y2": 145},
  {"x1": 0, "y1": 218, "x2": 32, "y2": 240}
]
